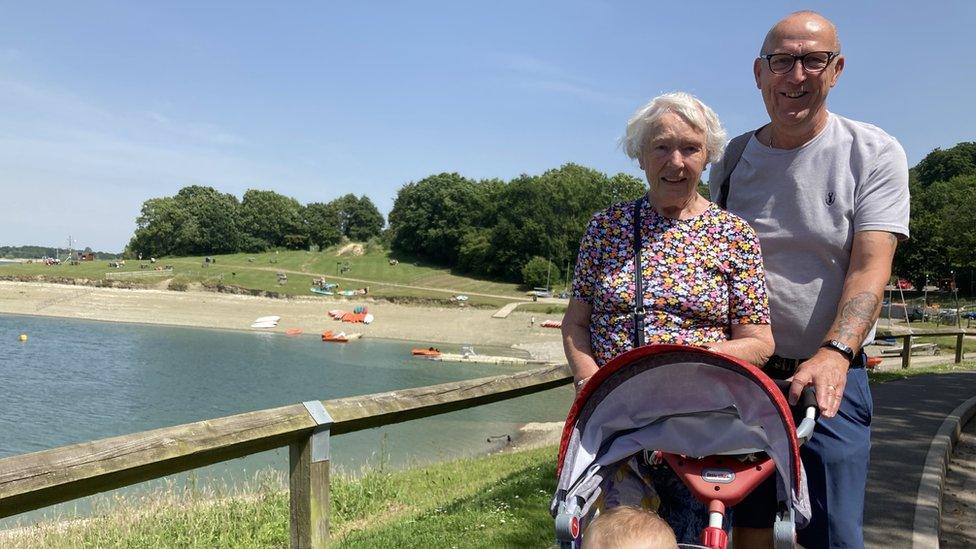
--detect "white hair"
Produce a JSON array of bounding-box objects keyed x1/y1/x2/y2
[{"x1": 621, "y1": 92, "x2": 727, "y2": 164}]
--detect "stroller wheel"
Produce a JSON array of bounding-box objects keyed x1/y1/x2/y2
[
  {"x1": 773, "y1": 515, "x2": 796, "y2": 549},
  {"x1": 554, "y1": 512, "x2": 580, "y2": 542}
]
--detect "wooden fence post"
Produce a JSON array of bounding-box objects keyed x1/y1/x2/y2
[
  {"x1": 902, "y1": 335, "x2": 912, "y2": 369},
  {"x1": 290, "y1": 401, "x2": 333, "y2": 548},
  {"x1": 956, "y1": 333, "x2": 964, "y2": 364}
]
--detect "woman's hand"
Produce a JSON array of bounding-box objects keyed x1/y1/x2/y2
[{"x1": 573, "y1": 375, "x2": 592, "y2": 394}]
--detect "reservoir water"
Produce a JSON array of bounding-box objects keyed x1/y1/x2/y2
[{"x1": 0, "y1": 313, "x2": 572, "y2": 526}]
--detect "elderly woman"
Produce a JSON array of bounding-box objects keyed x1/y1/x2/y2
[{"x1": 562, "y1": 92, "x2": 774, "y2": 542}]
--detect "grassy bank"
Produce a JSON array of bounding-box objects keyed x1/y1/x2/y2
[
  {"x1": 0, "y1": 246, "x2": 540, "y2": 308},
  {"x1": 5, "y1": 446, "x2": 559, "y2": 548}
]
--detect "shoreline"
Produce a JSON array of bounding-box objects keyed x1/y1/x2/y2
[
  {"x1": 0, "y1": 281, "x2": 572, "y2": 534},
  {"x1": 0, "y1": 280, "x2": 565, "y2": 361}
]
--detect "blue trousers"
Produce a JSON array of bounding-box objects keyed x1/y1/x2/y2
[
  {"x1": 798, "y1": 367, "x2": 872, "y2": 548},
  {"x1": 735, "y1": 367, "x2": 872, "y2": 548}
]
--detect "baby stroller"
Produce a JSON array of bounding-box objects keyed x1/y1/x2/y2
[{"x1": 551, "y1": 345, "x2": 818, "y2": 549}]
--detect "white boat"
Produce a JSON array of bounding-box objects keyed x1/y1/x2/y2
[
  {"x1": 250, "y1": 320, "x2": 278, "y2": 329},
  {"x1": 254, "y1": 315, "x2": 281, "y2": 323}
]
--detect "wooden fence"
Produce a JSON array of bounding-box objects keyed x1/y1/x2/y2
[
  {"x1": 0, "y1": 364, "x2": 572, "y2": 548},
  {"x1": 878, "y1": 330, "x2": 969, "y2": 369}
]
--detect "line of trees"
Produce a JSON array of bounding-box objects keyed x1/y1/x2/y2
[
  {"x1": 124, "y1": 163, "x2": 645, "y2": 288},
  {"x1": 893, "y1": 142, "x2": 976, "y2": 292},
  {"x1": 386, "y1": 163, "x2": 645, "y2": 286},
  {"x1": 125, "y1": 142, "x2": 975, "y2": 293},
  {"x1": 126, "y1": 186, "x2": 383, "y2": 258},
  {"x1": 0, "y1": 245, "x2": 116, "y2": 260}
]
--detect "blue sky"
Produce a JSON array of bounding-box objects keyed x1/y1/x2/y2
[{"x1": 1, "y1": 1, "x2": 972, "y2": 252}]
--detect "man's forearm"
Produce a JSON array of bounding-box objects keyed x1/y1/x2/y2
[{"x1": 822, "y1": 232, "x2": 898, "y2": 353}]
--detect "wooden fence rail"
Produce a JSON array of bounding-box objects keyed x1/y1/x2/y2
[
  {"x1": 877, "y1": 331, "x2": 968, "y2": 369},
  {"x1": 0, "y1": 364, "x2": 572, "y2": 547}
]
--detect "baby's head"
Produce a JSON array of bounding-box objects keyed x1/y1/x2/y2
[{"x1": 581, "y1": 506, "x2": 678, "y2": 549}]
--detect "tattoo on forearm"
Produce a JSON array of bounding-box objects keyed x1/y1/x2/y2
[{"x1": 836, "y1": 292, "x2": 881, "y2": 343}]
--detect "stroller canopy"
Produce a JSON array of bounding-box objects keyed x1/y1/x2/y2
[{"x1": 553, "y1": 345, "x2": 810, "y2": 528}]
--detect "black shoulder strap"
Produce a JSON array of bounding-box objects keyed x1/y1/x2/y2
[
  {"x1": 716, "y1": 130, "x2": 759, "y2": 210},
  {"x1": 632, "y1": 196, "x2": 647, "y2": 348}
]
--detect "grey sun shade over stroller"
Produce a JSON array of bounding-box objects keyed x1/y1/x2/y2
[{"x1": 551, "y1": 345, "x2": 811, "y2": 546}]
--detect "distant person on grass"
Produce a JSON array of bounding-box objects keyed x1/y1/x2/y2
[
  {"x1": 562, "y1": 91, "x2": 774, "y2": 543},
  {"x1": 708, "y1": 10, "x2": 910, "y2": 548}
]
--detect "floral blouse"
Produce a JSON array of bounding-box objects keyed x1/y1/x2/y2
[{"x1": 572, "y1": 200, "x2": 770, "y2": 366}]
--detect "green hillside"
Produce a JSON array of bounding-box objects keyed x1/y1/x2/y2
[{"x1": 0, "y1": 245, "x2": 533, "y2": 308}]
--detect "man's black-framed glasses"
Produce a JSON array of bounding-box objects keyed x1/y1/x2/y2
[{"x1": 759, "y1": 51, "x2": 839, "y2": 74}]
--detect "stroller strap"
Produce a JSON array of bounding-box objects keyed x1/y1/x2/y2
[{"x1": 632, "y1": 196, "x2": 647, "y2": 348}]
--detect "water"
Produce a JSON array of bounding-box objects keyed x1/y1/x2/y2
[{"x1": 0, "y1": 313, "x2": 572, "y2": 525}]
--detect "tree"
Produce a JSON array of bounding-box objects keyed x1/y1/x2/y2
[
  {"x1": 173, "y1": 186, "x2": 243, "y2": 255},
  {"x1": 126, "y1": 186, "x2": 243, "y2": 257},
  {"x1": 488, "y1": 164, "x2": 644, "y2": 281},
  {"x1": 329, "y1": 194, "x2": 385, "y2": 241},
  {"x1": 127, "y1": 197, "x2": 186, "y2": 258},
  {"x1": 913, "y1": 142, "x2": 976, "y2": 187},
  {"x1": 388, "y1": 173, "x2": 500, "y2": 264},
  {"x1": 521, "y1": 255, "x2": 560, "y2": 289},
  {"x1": 894, "y1": 142, "x2": 976, "y2": 288},
  {"x1": 239, "y1": 190, "x2": 306, "y2": 250},
  {"x1": 456, "y1": 227, "x2": 494, "y2": 274},
  {"x1": 305, "y1": 202, "x2": 343, "y2": 249}
]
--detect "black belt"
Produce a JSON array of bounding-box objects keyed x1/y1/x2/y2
[{"x1": 763, "y1": 352, "x2": 866, "y2": 377}]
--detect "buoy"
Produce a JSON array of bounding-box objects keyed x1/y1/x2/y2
[{"x1": 19, "y1": 334, "x2": 28, "y2": 342}]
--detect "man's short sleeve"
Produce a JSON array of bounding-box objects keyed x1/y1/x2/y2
[
  {"x1": 707, "y1": 154, "x2": 727, "y2": 202},
  {"x1": 854, "y1": 138, "x2": 910, "y2": 240}
]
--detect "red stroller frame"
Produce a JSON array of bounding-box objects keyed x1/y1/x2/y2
[{"x1": 551, "y1": 345, "x2": 817, "y2": 549}]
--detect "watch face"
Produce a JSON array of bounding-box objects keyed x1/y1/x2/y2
[{"x1": 824, "y1": 340, "x2": 854, "y2": 359}]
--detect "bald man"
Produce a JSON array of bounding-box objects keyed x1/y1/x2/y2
[{"x1": 709, "y1": 11, "x2": 909, "y2": 548}]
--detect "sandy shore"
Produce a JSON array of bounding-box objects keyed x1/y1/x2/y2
[{"x1": 0, "y1": 281, "x2": 566, "y2": 361}]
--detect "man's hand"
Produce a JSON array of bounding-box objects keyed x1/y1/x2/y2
[{"x1": 789, "y1": 349, "x2": 850, "y2": 417}]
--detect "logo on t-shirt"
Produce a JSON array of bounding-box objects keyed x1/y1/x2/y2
[{"x1": 825, "y1": 192, "x2": 836, "y2": 206}]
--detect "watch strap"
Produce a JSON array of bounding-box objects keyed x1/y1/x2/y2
[{"x1": 821, "y1": 339, "x2": 855, "y2": 361}]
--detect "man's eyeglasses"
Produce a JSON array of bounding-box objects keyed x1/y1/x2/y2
[{"x1": 758, "y1": 51, "x2": 839, "y2": 74}]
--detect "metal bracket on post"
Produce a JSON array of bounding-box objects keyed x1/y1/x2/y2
[{"x1": 302, "y1": 400, "x2": 334, "y2": 463}]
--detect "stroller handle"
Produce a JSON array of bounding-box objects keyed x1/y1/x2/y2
[{"x1": 773, "y1": 380, "x2": 819, "y2": 445}]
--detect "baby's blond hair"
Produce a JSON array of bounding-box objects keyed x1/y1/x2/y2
[{"x1": 582, "y1": 506, "x2": 678, "y2": 549}]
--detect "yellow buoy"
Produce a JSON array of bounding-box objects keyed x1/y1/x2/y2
[{"x1": 19, "y1": 334, "x2": 28, "y2": 342}]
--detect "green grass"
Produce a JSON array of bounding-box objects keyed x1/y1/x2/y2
[
  {"x1": 881, "y1": 320, "x2": 973, "y2": 332},
  {"x1": 6, "y1": 446, "x2": 559, "y2": 548},
  {"x1": 516, "y1": 303, "x2": 568, "y2": 315},
  {"x1": 868, "y1": 360, "x2": 976, "y2": 383},
  {"x1": 0, "y1": 246, "x2": 530, "y2": 306}
]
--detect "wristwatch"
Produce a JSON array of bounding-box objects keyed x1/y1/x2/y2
[{"x1": 821, "y1": 339, "x2": 855, "y2": 361}]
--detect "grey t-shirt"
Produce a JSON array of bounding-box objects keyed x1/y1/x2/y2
[{"x1": 709, "y1": 113, "x2": 910, "y2": 359}]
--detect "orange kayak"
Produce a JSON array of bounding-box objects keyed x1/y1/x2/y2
[
  {"x1": 286, "y1": 328, "x2": 303, "y2": 336},
  {"x1": 412, "y1": 348, "x2": 441, "y2": 356},
  {"x1": 322, "y1": 330, "x2": 361, "y2": 342}
]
